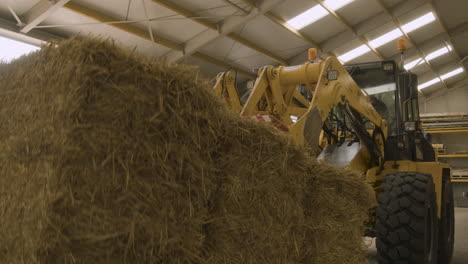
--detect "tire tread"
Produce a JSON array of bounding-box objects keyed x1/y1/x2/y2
[{"x1": 376, "y1": 172, "x2": 436, "y2": 263}]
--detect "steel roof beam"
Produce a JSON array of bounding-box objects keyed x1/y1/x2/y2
[
  {"x1": 163, "y1": 0, "x2": 285, "y2": 63},
  {"x1": 238, "y1": 0, "x2": 321, "y2": 51},
  {"x1": 319, "y1": 0, "x2": 427, "y2": 56},
  {"x1": 0, "y1": 17, "x2": 60, "y2": 45},
  {"x1": 428, "y1": 0, "x2": 468, "y2": 75},
  {"x1": 60, "y1": 2, "x2": 255, "y2": 79},
  {"x1": 316, "y1": 0, "x2": 384, "y2": 60},
  {"x1": 63, "y1": 2, "x2": 181, "y2": 50},
  {"x1": 151, "y1": 0, "x2": 287, "y2": 65},
  {"x1": 375, "y1": 0, "x2": 448, "y2": 90},
  {"x1": 421, "y1": 76, "x2": 468, "y2": 98},
  {"x1": 417, "y1": 60, "x2": 466, "y2": 81},
  {"x1": 20, "y1": 0, "x2": 71, "y2": 33},
  {"x1": 222, "y1": 0, "x2": 250, "y2": 14},
  {"x1": 447, "y1": 21, "x2": 468, "y2": 41},
  {"x1": 2, "y1": 7, "x2": 256, "y2": 79},
  {"x1": 191, "y1": 52, "x2": 256, "y2": 78},
  {"x1": 387, "y1": 27, "x2": 467, "y2": 67}
]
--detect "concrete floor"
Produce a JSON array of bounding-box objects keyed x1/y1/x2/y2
[{"x1": 368, "y1": 207, "x2": 468, "y2": 263}]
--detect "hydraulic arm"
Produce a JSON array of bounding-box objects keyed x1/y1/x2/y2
[
  {"x1": 213, "y1": 71, "x2": 243, "y2": 113},
  {"x1": 213, "y1": 48, "x2": 454, "y2": 264},
  {"x1": 240, "y1": 57, "x2": 388, "y2": 170}
]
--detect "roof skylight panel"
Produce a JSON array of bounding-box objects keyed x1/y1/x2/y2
[
  {"x1": 418, "y1": 67, "x2": 464, "y2": 90},
  {"x1": 337, "y1": 44, "x2": 371, "y2": 62},
  {"x1": 404, "y1": 46, "x2": 452, "y2": 70},
  {"x1": 338, "y1": 12, "x2": 437, "y2": 62},
  {"x1": 287, "y1": 0, "x2": 355, "y2": 30}
]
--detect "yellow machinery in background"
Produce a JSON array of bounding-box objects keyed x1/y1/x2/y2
[
  {"x1": 214, "y1": 44, "x2": 454, "y2": 264},
  {"x1": 213, "y1": 71, "x2": 243, "y2": 113}
]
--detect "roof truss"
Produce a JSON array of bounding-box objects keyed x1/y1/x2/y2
[{"x1": 20, "y1": 0, "x2": 71, "y2": 33}]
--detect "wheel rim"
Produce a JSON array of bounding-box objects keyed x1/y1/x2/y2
[{"x1": 425, "y1": 207, "x2": 435, "y2": 263}]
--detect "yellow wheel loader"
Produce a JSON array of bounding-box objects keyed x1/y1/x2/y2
[{"x1": 214, "y1": 45, "x2": 454, "y2": 263}]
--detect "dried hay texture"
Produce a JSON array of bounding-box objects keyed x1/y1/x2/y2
[{"x1": 0, "y1": 38, "x2": 374, "y2": 264}]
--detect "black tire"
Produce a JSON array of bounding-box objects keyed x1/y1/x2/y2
[
  {"x1": 376, "y1": 172, "x2": 438, "y2": 264},
  {"x1": 438, "y1": 178, "x2": 455, "y2": 263}
]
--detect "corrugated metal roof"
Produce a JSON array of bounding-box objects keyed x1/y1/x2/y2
[{"x1": 0, "y1": 0, "x2": 466, "y2": 94}]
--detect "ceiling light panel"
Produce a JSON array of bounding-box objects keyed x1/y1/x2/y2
[
  {"x1": 404, "y1": 58, "x2": 423, "y2": 70},
  {"x1": 401, "y1": 12, "x2": 436, "y2": 33},
  {"x1": 404, "y1": 46, "x2": 452, "y2": 70},
  {"x1": 325, "y1": 0, "x2": 355, "y2": 10},
  {"x1": 368, "y1": 29, "x2": 403, "y2": 48},
  {"x1": 287, "y1": 0, "x2": 355, "y2": 30},
  {"x1": 425, "y1": 46, "x2": 451, "y2": 61},
  {"x1": 338, "y1": 45, "x2": 371, "y2": 62},
  {"x1": 418, "y1": 78, "x2": 440, "y2": 90},
  {"x1": 338, "y1": 12, "x2": 437, "y2": 63},
  {"x1": 418, "y1": 68, "x2": 464, "y2": 90},
  {"x1": 287, "y1": 5, "x2": 328, "y2": 29},
  {"x1": 367, "y1": 12, "x2": 436, "y2": 49},
  {"x1": 440, "y1": 67, "x2": 464, "y2": 80}
]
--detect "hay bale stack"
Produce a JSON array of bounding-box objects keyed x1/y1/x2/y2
[
  {"x1": 0, "y1": 38, "x2": 373, "y2": 264},
  {"x1": 0, "y1": 39, "x2": 219, "y2": 263},
  {"x1": 302, "y1": 165, "x2": 374, "y2": 263},
  {"x1": 204, "y1": 122, "x2": 310, "y2": 264}
]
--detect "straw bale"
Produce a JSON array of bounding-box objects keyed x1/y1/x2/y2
[
  {"x1": 0, "y1": 38, "x2": 374, "y2": 264},
  {"x1": 203, "y1": 120, "x2": 310, "y2": 264},
  {"x1": 301, "y1": 164, "x2": 375, "y2": 264}
]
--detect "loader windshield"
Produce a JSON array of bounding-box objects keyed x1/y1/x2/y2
[{"x1": 346, "y1": 61, "x2": 398, "y2": 136}]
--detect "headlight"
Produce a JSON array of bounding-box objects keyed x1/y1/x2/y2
[
  {"x1": 383, "y1": 62, "x2": 394, "y2": 72},
  {"x1": 327, "y1": 70, "x2": 338, "y2": 80},
  {"x1": 404, "y1": 121, "x2": 416, "y2": 132}
]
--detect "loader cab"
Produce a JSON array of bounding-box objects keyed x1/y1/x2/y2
[{"x1": 345, "y1": 60, "x2": 435, "y2": 162}]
